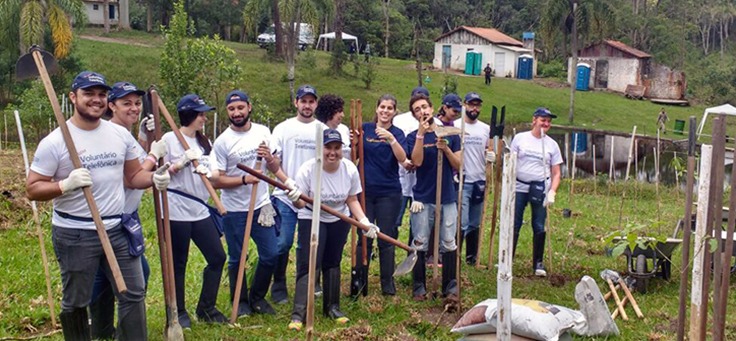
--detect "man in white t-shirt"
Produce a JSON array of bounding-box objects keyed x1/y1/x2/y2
[
  {"x1": 26, "y1": 71, "x2": 170, "y2": 340},
  {"x1": 453, "y1": 92, "x2": 491, "y2": 265},
  {"x1": 269, "y1": 85, "x2": 321, "y2": 304},
  {"x1": 212, "y1": 90, "x2": 282, "y2": 316},
  {"x1": 510, "y1": 107, "x2": 563, "y2": 277}
]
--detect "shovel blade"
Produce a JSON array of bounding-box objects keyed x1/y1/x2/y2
[
  {"x1": 15, "y1": 46, "x2": 59, "y2": 81},
  {"x1": 393, "y1": 251, "x2": 418, "y2": 277}
]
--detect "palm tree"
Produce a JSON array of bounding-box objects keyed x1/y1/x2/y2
[{"x1": 0, "y1": 0, "x2": 85, "y2": 59}]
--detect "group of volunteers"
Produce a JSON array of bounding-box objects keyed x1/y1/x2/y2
[{"x1": 25, "y1": 69, "x2": 562, "y2": 340}]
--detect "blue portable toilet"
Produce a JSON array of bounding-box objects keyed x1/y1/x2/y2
[
  {"x1": 576, "y1": 63, "x2": 591, "y2": 91},
  {"x1": 517, "y1": 54, "x2": 534, "y2": 80},
  {"x1": 571, "y1": 132, "x2": 588, "y2": 155},
  {"x1": 465, "y1": 51, "x2": 476, "y2": 75}
]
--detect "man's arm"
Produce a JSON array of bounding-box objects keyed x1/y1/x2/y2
[
  {"x1": 549, "y1": 164, "x2": 561, "y2": 193},
  {"x1": 124, "y1": 159, "x2": 155, "y2": 189},
  {"x1": 27, "y1": 171, "x2": 63, "y2": 201}
]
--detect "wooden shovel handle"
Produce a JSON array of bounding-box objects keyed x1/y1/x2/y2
[
  {"x1": 32, "y1": 50, "x2": 127, "y2": 293},
  {"x1": 618, "y1": 278, "x2": 644, "y2": 318},
  {"x1": 607, "y1": 278, "x2": 628, "y2": 321},
  {"x1": 154, "y1": 95, "x2": 226, "y2": 215}
]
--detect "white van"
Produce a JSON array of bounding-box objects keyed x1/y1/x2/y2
[{"x1": 257, "y1": 23, "x2": 314, "y2": 50}]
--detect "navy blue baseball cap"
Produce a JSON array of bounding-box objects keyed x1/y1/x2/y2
[
  {"x1": 464, "y1": 92, "x2": 483, "y2": 103},
  {"x1": 411, "y1": 86, "x2": 430, "y2": 97},
  {"x1": 225, "y1": 90, "x2": 250, "y2": 105},
  {"x1": 108, "y1": 82, "x2": 145, "y2": 102},
  {"x1": 296, "y1": 85, "x2": 318, "y2": 99},
  {"x1": 323, "y1": 128, "x2": 343, "y2": 145},
  {"x1": 72, "y1": 71, "x2": 111, "y2": 91},
  {"x1": 533, "y1": 107, "x2": 557, "y2": 119},
  {"x1": 177, "y1": 94, "x2": 215, "y2": 113},
  {"x1": 442, "y1": 93, "x2": 463, "y2": 112}
]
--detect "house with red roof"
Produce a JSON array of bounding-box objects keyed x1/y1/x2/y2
[{"x1": 433, "y1": 26, "x2": 533, "y2": 78}]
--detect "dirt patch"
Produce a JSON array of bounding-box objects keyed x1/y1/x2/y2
[
  {"x1": 533, "y1": 78, "x2": 569, "y2": 89},
  {"x1": 79, "y1": 35, "x2": 154, "y2": 48},
  {"x1": 0, "y1": 150, "x2": 35, "y2": 230},
  {"x1": 549, "y1": 273, "x2": 568, "y2": 287}
]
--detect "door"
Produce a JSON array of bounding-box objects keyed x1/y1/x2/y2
[
  {"x1": 442, "y1": 45, "x2": 451, "y2": 70},
  {"x1": 595, "y1": 60, "x2": 608, "y2": 88},
  {"x1": 494, "y1": 52, "x2": 505, "y2": 76},
  {"x1": 109, "y1": 5, "x2": 115, "y2": 19}
]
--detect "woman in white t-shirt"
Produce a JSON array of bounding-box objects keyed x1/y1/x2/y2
[
  {"x1": 286, "y1": 129, "x2": 379, "y2": 331},
  {"x1": 163, "y1": 94, "x2": 227, "y2": 327}
]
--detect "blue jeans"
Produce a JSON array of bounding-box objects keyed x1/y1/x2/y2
[
  {"x1": 274, "y1": 199, "x2": 298, "y2": 255},
  {"x1": 222, "y1": 209, "x2": 279, "y2": 270},
  {"x1": 460, "y1": 182, "x2": 483, "y2": 235},
  {"x1": 514, "y1": 191, "x2": 547, "y2": 235},
  {"x1": 409, "y1": 203, "x2": 458, "y2": 253}
]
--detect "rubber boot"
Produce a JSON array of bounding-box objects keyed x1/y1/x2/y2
[
  {"x1": 89, "y1": 285, "x2": 115, "y2": 340},
  {"x1": 441, "y1": 251, "x2": 458, "y2": 296},
  {"x1": 412, "y1": 251, "x2": 427, "y2": 300},
  {"x1": 228, "y1": 267, "x2": 252, "y2": 317},
  {"x1": 464, "y1": 229, "x2": 479, "y2": 266},
  {"x1": 378, "y1": 245, "x2": 396, "y2": 295},
  {"x1": 323, "y1": 267, "x2": 348, "y2": 322},
  {"x1": 249, "y1": 263, "x2": 276, "y2": 315},
  {"x1": 271, "y1": 253, "x2": 289, "y2": 304},
  {"x1": 115, "y1": 299, "x2": 148, "y2": 340},
  {"x1": 533, "y1": 232, "x2": 547, "y2": 277},
  {"x1": 60, "y1": 308, "x2": 91, "y2": 341},
  {"x1": 291, "y1": 274, "x2": 309, "y2": 323}
]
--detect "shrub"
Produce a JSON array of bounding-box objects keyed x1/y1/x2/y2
[{"x1": 538, "y1": 60, "x2": 566, "y2": 79}]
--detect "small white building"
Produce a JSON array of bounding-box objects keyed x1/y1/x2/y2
[
  {"x1": 433, "y1": 26, "x2": 532, "y2": 78},
  {"x1": 83, "y1": 0, "x2": 123, "y2": 26}
]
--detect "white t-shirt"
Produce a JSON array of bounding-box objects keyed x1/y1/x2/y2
[
  {"x1": 31, "y1": 120, "x2": 140, "y2": 230},
  {"x1": 510, "y1": 131, "x2": 563, "y2": 193},
  {"x1": 296, "y1": 158, "x2": 362, "y2": 223},
  {"x1": 392, "y1": 112, "x2": 418, "y2": 197},
  {"x1": 123, "y1": 139, "x2": 148, "y2": 214},
  {"x1": 271, "y1": 117, "x2": 321, "y2": 210},
  {"x1": 454, "y1": 119, "x2": 490, "y2": 183},
  {"x1": 213, "y1": 124, "x2": 271, "y2": 212},
  {"x1": 163, "y1": 132, "x2": 213, "y2": 221}
]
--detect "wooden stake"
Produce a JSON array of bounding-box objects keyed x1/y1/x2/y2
[
  {"x1": 592, "y1": 146, "x2": 597, "y2": 195},
  {"x1": 676, "y1": 117, "x2": 697, "y2": 341},
  {"x1": 455, "y1": 106, "x2": 466, "y2": 310},
  {"x1": 625, "y1": 126, "x2": 637, "y2": 181},
  {"x1": 690, "y1": 144, "x2": 712, "y2": 341},
  {"x1": 497, "y1": 152, "x2": 517, "y2": 339},
  {"x1": 305, "y1": 125, "x2": 324, "y2": 340},
  {"x1": 609, "y1": 137, "x2": 615, "y2": 182}
]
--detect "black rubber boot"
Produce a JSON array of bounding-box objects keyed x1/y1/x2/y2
[
  {"x1": 89, "y1": 285, "x2": 115, "y2": 340},
  {"x1": 290, "y1": 274, "x2": 309, "y2": 323},
  {"x1": 228, "y1": 267, "x2": 252, "y2": 317},
  {"x1": 412, "y1": 251, "x2": 427, "y2": 299},
  {"x1": 533, "y1": 232, "x2": 547, "y2": 277},
  {"x1": 441, "y1": 251, "x2": 458, "y2": 296},
  {"x1": 378, "y1": 245, "x2": 396, "y2": 295},
  {"x1": 464, "y1": 229, "x2": 479, "y2": 266},
  {"x1": 60, "y1": 308, "x2": 91, "y2": 341},
  {"x1": 270, "y1": 253, "x2": 289, "y2": 304},
  {"x1": 323, "y1": 267, "x2": 348, "y2": 322},
  {"x1": 249, "y1": 263, "x2": 276, "y2": 315}
]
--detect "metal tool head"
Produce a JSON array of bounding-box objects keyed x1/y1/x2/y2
[
  {"x1": 434, "y1": 125, "x2": 462, "y2": 138},
  {"x1": 15, "y1": 45, "x2": 59, "y2": 81},
  {"x1": 600, "y1": 269, "x2": 621, "y2": 282},
  {"x1": 393, "y1": 249, "x2": 418, "y2": 276}
]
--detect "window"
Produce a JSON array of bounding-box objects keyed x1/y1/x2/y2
[{"x1": 93, "y1": 4, "x2": 98, "y2": 10}]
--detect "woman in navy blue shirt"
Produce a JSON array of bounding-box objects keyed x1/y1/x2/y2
[{"x1": 355, "y1": 94, "x2": 407, "y2": 296}]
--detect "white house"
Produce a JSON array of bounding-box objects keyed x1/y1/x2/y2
[
  {"x1": 83, "y1": 0, "x2": 129, "y2": 28},
  {"x1": 433, "y1": 26, "x2": 532, "y2": 78}
]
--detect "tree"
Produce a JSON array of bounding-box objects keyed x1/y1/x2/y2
[{"x1": 0, "y1": 0, "x2": 86, "y2": 58}]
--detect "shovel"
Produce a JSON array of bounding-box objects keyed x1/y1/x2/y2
[
  {"x1": 16, "y1": 46, "x2": 127, "y2": 293},
  {"x1": 236, "y1": 163, "x2": 418, "y2": 276}
]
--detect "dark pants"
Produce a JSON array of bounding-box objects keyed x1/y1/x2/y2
[
  {"x1": 485, "y1": 74, "x2": 492, "y2": 85},
  {"x1": 52, "y1": 224, "x2": 147, "y2": 340},
  {"x1": 291, "y1": 219, "x2": 350, "y2": 321},
  {"x1": 357, "y1": 193, "x2": 400, "y2": 293},
  {"x1": 170, "y1": 217, "x2": 226, "y2": 315},
  {"x1": 396, "y1": 195, "x2": 414, "y2": 247}
]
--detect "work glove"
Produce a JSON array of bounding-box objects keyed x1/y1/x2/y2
[
  {"x1": 148, "y1": 139, "x2": 167, "y2": 160},
  {"x1": 544, "y1": 190, "x2": 556, "y2": 207},
  {"x1": 287, "y1": 187, "x2": 302, "y2": 203},
  {"x1": 258, "y1": 202, "x2": 277, "y2": 227},
  {"x1": 485, "y1": 150, "x2": 496, "y2": 163},
  {"x1": 171, "y1": 148, "x2": 202, "y2": 172},
  {"x1": 359, "y1": 217, "x2": 380, "y2": 239},
  {"x1": 152, "y1": 164, "x2": 171, "y2": 191},
  {"x1": 193, "y1": 164, "x2": 212, "y2": 178},
  {"x1": 137, "y1": 115, "x2": 155, "y2": 141},
  {"x1": 284, "y1": 178, "x2": 297, "y2": 190},
  {"x1": 59, "y1": 168, "x2": 92, "y2": 194},
  {"x1": 409, "y1": 201, "x2": 424, "y2": 213}
]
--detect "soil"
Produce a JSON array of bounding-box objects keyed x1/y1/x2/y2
[
  {"x1": 79, "y1": 35, "x2": 154, "y2": 48},
  {"x1": 0, "y1": 149, "x2": 36, "y2": 230}
]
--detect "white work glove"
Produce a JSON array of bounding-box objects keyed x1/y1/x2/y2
[
  {"x1": 284, "y1": 178, "x2": 297, "y2": 190},
  {"x1": 148, "y1": 139, "x2": 167, "y2": 159},
  {"x1": 544, "y1": 190, "x2": 556, "y2": 207},
  {"x1": 59, "y1": 168, "x2": 92, "y2": 194},
  {"x1": 409, "y1": 201, "x2": 424, "y2": 213},
  {"x1": 193, "y1": 164, "x2": 212, "y2": 178},
  {"x1": 359, "y1": 217, "x2": 380, "y2": 239},
  {"x1": 257, "y1": 202, "x2": 277, "y2": 227},
  {"x1": 287, "y1": 187, "x2": 302, "y2": 203},
  {"x1": 485, "y1": 150, "x2": 496, "y2": 163},
  {"x1": 138, "y1": 115, "x2": 155, "y2": 141},
  {"x1": 152, "y1": 169, "x2": 171, "y2": 191},
  {"x1": 184, "y1": 148, "x2": 203, "y2": 162}
]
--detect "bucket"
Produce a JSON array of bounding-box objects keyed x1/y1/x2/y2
[{"x1": 674, "y1": 119, "x2": 685, "y2": 135}]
